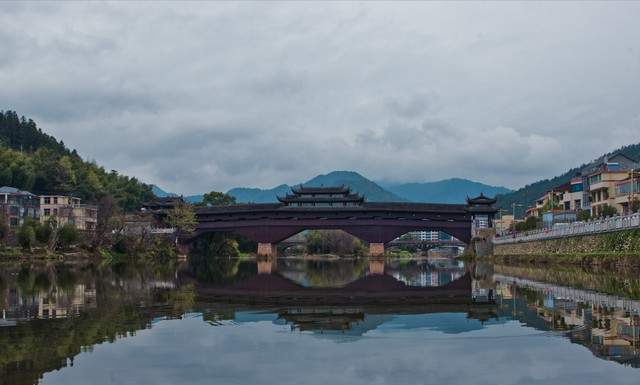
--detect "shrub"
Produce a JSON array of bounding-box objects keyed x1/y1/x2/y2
[
  {"x1": 35, "y1": 222, "x2": 53, "y2": 245},
  {"x1": 57, "y1": 223, "x2": 79, "y2": 249},
  {"x1": 515, "y1": 216, "x2": 540, "y2": 232},
  {"x1": 577, "y1": 210, "x2": 591, "y2": 221},
  {"x1": 17, "y1": 223, "x2": 36, "y2": 251},
  {"x1": 597, "y1": 204, "x2": 618, "y2": 218},
  {"x1": 0, "y1": 213, "x2": 8, "y2": 244}
]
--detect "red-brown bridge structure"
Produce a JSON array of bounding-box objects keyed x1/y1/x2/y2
[{"x1": 192, "y1": 186, "x2": 497, "y2": 256}]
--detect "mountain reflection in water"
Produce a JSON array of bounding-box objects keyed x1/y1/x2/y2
[{"x1": 0, "y1": 257, "x2": 639, "y2": 385}]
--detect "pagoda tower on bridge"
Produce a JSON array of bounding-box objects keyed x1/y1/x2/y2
[{"x1": 277, "y1": 185, "x2": 365, "y2": 208}]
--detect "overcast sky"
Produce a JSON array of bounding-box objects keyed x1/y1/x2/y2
[{"x1": 1, "y1": 2, "x2": 639, "y2": 194}]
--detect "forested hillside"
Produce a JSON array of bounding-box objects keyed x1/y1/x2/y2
[
  {"x1": 496, "y1": 143, "x2": 640, "y2": 216},
  {"x1": 0, "y1": 111, "x2": 153, "y2": 211}
]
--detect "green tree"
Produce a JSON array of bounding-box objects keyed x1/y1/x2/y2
[
  {"x1": 631, "y1": 198, "x2": 640, "y2": 214},
  {"x1": 92, "y1": 195, "x2": 123, "y2": 249},
  {"x1": 201, "y1": 191, "x2": 236, "y2": 206},
  {"x1": 305, "y1": 230, "x2": 365, "y2": 255},
  {"x1": 17, "y1": 223, "x2": 36, "y2": 251},
  {"x1": 35, "y1": 220, "x2": 53, "y2": 244},
  {"x1": 57, "y1": 223, "x2": 79, "y2": 249},
  {"x1": 577, "y1": 210, "x2": 591, "y2": 221},
  {"x1": 0, "y1": 213, "x2": 8, "y2": 245},
  {"x1": 541, "y1": 199, "x2": 559, "y2": 213},
  {"x1": 166, "y1": 203, "x2": 197, "y2": 234},
  {"x1": 515, "y1": 216, "x2": 540, "y2": 232},
  {"x1": 597, "y1": 204, "x2": 618, "y2": 218},
  {"x1": 1, "y1": 111, "x2": 154, "y2": 212}
]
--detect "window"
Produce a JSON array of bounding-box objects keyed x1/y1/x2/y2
[
  {"x1": 10, "y1": 218, "x2": 18, "y2": 226},
  {"x1": 44, "y1": 197, "x2": 50, "y2": 204},
  {"x1": 44, "y1": 208, "x2": 50, "y2": 216},
  {"x1": 53, "y1": 197, "x2": 58, "y2": 204},
  {"x1": 570, "y1": 183, "x2": 583, "y2": 192},
  {"x1": 53, "y1": 208, "x2": 58, "y2": 216}
]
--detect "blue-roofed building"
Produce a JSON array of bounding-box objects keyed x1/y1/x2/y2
[{"x1": 0, "y1": 186, "x2": 40, "y2": 228}]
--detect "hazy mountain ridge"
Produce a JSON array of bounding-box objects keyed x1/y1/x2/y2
[
  {"x1": 385, "y1": 178, "x2": 512, "y2": 203},
  {"x1": 225, "y1": 171, "x2": 405, "y2": 203},
  {"x1": 164, "y1": 171, "x2": 510, "y2": 204},
  {"x1": 383, "y1": 178, "x2": 511, "y2": 204}
]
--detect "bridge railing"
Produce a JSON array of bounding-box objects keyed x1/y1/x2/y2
[{"x1": 493, "y1": 212, "x2": 640, "y2": 244}]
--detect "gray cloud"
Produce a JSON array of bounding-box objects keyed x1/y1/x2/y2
[
  {"x1": 1, "y1": 2, "x2": 639, "y2": 194},
  {"x1": 40, "y1": 315, "x2": 640, "y2": 385}
]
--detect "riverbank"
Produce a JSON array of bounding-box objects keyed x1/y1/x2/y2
[
  {"x1": 491, "y1": 228, "x2": 640, "y2": 267},
  {"x1": 0, "y1": 245, "x2": 90, "y2": 261},
  {"x1": 487, "y1": 252, "x2": 640, "y2": 267},
  {"x1": 490, "y1": 262, "x2": 640, "y2": 299}
]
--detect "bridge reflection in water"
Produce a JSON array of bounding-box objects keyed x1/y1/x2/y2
[
  {"x1": 190, "y1": 256, "x2": 480, "y2": 307},
  {"x1": 1, "y1": 258, "x2": 639, "y2": 385}
]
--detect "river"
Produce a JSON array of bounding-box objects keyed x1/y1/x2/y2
[{"x1": 0, "y1": 256, "x2": 638, "y2": 385}]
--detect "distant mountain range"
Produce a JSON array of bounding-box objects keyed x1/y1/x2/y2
[
  {"x1": 224, "y1": 171, "x2": 406, "y2": 203},
  {"x1": 382, "y1": 178, "x2": 511, "y2": 204},
  {"x1": 153, "y1": 171, "x2": 511, "y2": 205}
]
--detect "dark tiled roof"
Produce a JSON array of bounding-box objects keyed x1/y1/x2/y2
[
  {"x1": 277, "y1": 193, "x2": 364, "y2": 203},
  {"x1": 291, "y1": 185, "x2": 351, "y2": 194},
  {"x1": 196, "y1": 201, "x2": 469, "y2": 215},
  {"x1": 466, "y1": 193, "x2": 497, "y2": 205}
]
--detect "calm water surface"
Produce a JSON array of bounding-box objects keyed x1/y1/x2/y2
[{"x1": 1, "y1": 257, "x2": 639, "y2": 385}]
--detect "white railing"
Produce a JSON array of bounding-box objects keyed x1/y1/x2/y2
[
  {"x1": 493, "y1": 213, "x2": 640, "y2": 244},
  {"x1": 493, "y1": 274, "x2": 640, "y2": 313}
]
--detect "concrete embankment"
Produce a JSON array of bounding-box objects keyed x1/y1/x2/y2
[{"x1": 492, "y1": 228, "x2": 640, "y2": 266}]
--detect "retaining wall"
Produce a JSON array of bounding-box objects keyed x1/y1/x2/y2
[{"x1": 493, "y1": 228, "x2": 640, "y2": 256}]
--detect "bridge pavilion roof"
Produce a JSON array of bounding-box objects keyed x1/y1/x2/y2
[
  {"x1": 465, "y1": 193, "x2": 498, "y2": 215},
  {"x1": 277, "y1": 193, "x2": 365, "y2": 205},
  {"x1": 466, "y1": 193, "x2": 497, "y2": 206},
  {"x1": 278, "y1": 185, "x2": 365, "y2": 206},
  {"x1": 290, "y1": 185, "x2": 351, "y2": 195}
]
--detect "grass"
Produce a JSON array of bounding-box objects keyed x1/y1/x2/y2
[{"x1": 488, "y1": 252, "x2": 640, "y2": 267}]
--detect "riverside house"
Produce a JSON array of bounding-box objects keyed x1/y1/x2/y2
[
  {"x1": 523, "y1": 152, "x2": 639, "y2": 221},
  {"x1": 613, "y1": 171, "x2": 640, "y2": 215},
  {"x1": 39, "y1": 194, "x2": 98, "y2": 231},
  {"x1": 587, "y1": 162, "x2": 635, "y2": 217},
  {"x1": 0, "y1": 186, "x2": 40, "y2": 228}
]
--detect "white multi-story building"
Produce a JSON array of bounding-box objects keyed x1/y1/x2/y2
[{"x1": 40, "y1": 195, "x2": 98, "y2": 231}]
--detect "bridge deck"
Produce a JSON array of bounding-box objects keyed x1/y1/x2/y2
[{"x1": 194, "y1": 201, "x2": 475, "y2": 244}]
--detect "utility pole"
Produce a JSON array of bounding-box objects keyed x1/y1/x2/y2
[
  {"x1": 512, "y1": 203, "x2": 523, "y2": 219},
  {"x1": 497, "y1": 208, "x2": 510, "y2": 233},
  {"x1": 632, "y1": 168, "x2": 636, "y2": 213}
]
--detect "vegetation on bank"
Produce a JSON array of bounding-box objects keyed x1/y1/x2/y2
[
  {"x1": 491, "y1": 263, "x2": 640, "y2": 300},
  {"x1": 304, "y1": 230, "x2": 367, "y2": 257},
  {"x1": 489, "y1": 252, "x2": 640, "y2": 268}
]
